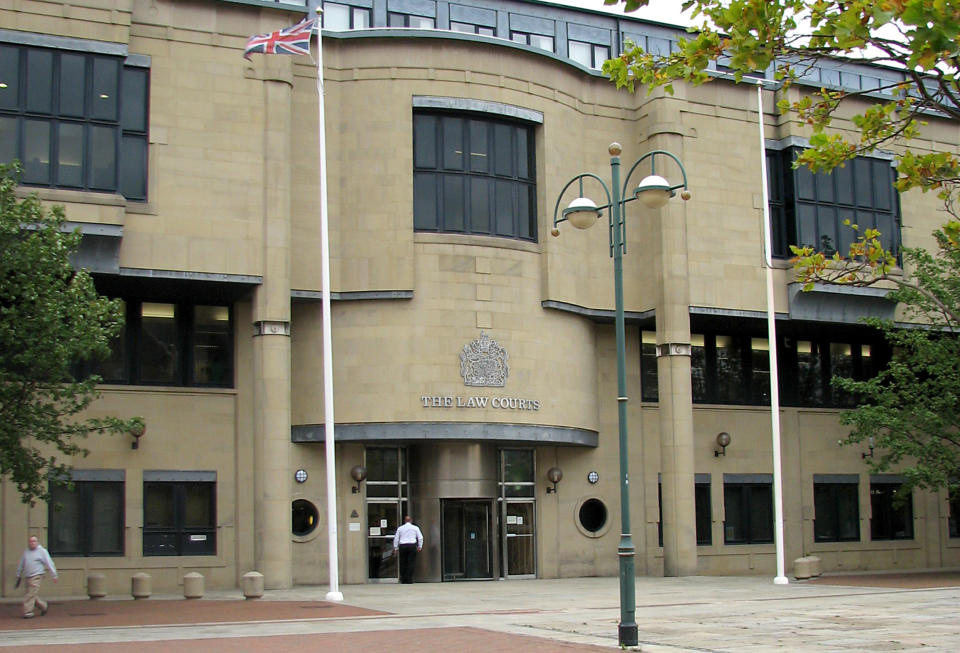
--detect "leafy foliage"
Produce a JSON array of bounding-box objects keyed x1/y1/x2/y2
[
  {"x1": 0, "y1": 163, "x2": 137, "y2": 504},
  {"x1": 603, "y1": 0, "x2": 960, "y2": 201},
  {"x1": 603, "y1": 1, "x2": 960, "y2": 492}
]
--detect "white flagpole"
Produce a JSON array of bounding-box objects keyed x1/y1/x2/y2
[
  {"x1": 310, "y1": 0, "x2": 343, "y2": 602},
  {"x1": 756, "y1": 80, "x2": 789, "y2": 585}
]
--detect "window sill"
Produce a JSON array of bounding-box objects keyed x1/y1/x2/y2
[
  {"x1": 414, "y1": 231, "x2": 541, "y2": 253},
  {"x1": 97, "y1": 384, "x2": 237, "y2": 395}
]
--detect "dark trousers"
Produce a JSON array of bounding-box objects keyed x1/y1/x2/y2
[{"x1": 398, "y1": 544, "x2": 418, "y2": 583}]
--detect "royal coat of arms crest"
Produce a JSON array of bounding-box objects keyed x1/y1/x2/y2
[{"x1": 459, "y1": 332, "x2": 508, "y2": 387}]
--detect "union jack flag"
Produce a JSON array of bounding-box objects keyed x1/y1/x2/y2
[{"x1": 244, "y1": 16, "x2": 316, "y2": 60}]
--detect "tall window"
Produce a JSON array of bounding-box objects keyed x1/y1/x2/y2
[
  {"x1": 83, "y1": 300, "x2": 232, "y2": 387},
  {"x1": 365, "y1": 446, "x2": 408, "y2": 580},
  {"x1": 48, "y1": 474, "x2": 124, "y2": 556},
  {"x1": 143, "y1": 476, "x2": 216, "y2": 556},
  {"x1": 813, "y1": 476, "x2": 860, "y2": 542},
  {"x1": 723, "y1": 476, "x2": 773, "y2": 544},
  {"x1": 870, "y1": 477, "x2": 913, "y2": 541},
  {"x1": 0, "y1": 43, "x2": 149, "y2": 200},
  {"x1": 414, "y1": 112, "x2": 536, "y2": 241},
  {"x1": 767, "y1": 148, "x2": 899, "y2": 258}
]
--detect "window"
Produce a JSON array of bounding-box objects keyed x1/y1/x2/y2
[
  {"x1": 639, "y1": 328, "x2": 885, "y2": 408},
  {"x1": 723, "y1": 476, "x2": 773, "y2": 544},
  {"x1": 870, "y1": 477, "x2": 913, "y2": 540},
  {"x1": 813, "y1": 476, "x2": 860, "y2": 542},
  {"x1": 450, "y1": 22, "x2": 495, "y2": 36},
  {"x1": 83, "y1": 300, "x2": 232, "y2": 387},
  {"x1": 658, "y1": 476, "x2": 712, "y2": 546},
  {"x1": 388, "y1": 13, "x2": 435, "y2": 28},
  {"x1": 322, "y1": 2, "x2": 370, "y2": 29},
  {"x1": 568, "y1": 41, "x2": 609, "y2": 69},
  {"x1": 414, "y1": 112, "x2": 536, "y2": 241},
  {"x1": 511, "y1": 32, "x2": 554, "y2": 52},
  {"x1": 767, "y1": 148, "x2": 899, "y2": 259},
  {"x1": 365, "y1": 446, "x2": 408, "y2": 580},
  {"x1": 48, "y1": 474, "x2": 124, "y2": 556},
  {"x1": 950, "y1": 487, "x2": 960, "y2": 538},
  {"x1": 0, "y1": 43, "x2": 148, "y2": 200},
  {"x1": 499, "y1": 449, "x2": 535, "y2": 497},
  {"x1": 143, "y1": 476, "x2": 216, "y2": 556}
]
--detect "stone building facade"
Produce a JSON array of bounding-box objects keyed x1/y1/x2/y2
[{"x1": 1, "y1": 0, "x2": 958, "y2": 596}]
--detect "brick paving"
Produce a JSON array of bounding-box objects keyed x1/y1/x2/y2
[{"x1": 1, "y1": 572, "x2": 959, "y2": 652}]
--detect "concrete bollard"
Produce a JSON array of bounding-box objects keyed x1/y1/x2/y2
[
  {"x1": 87, "y1": 572, "x2": 107, "y2": 599},
  {"x1": 131, "y1": 572, "x2": 152, "y2": 599},
  {"x1": 241, "y1": 571, "x2": 264, "y2": 599},
  {"x1": 183, "y1": 572, "x2": 205, "y2": 599},
  {"x1": 793, "y1": 556, "x2": 822, "y2": 579}
]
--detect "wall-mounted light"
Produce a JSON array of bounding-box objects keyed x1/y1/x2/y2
[
  {"x1": 129, "y1": 418, "x2": 146, "y2": 450},
  {"x1": 350, "y1": 465, "x2": 367, "y2": 494},
  {"x1": 714, "y1": 431, "x2": 731, "y2": 457},
  {"x1": 862, "y1": 436, "x2": 875, "y2": 459},
  {"x1": 546, "y1": 467, "x2": 563, "y2": 493},
  {"x1": 294, "y1": 469, "x2": 308, "y2": 483}
]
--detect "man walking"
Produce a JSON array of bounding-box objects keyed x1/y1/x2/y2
[
  {"x1": 392, "y1": 515, "x2": 423, "y2": 584},
  {"x1": 15, "y1": 536, "x2": 57, "y2": 618}
]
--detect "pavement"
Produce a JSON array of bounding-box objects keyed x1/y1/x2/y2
[{"x1": 1, "y1": 570, "x2": 959, "y2": 652}]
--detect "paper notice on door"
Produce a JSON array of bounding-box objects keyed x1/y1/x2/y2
[
  {"x1": 506, "y1": 515, "x2": 517, "y2": 524},
  {"x1": 369, "y1": 526, "x2": 381, "y2": 536},
  {"x1": 516, "y1": 516, "x2": 523, "y2": 525},
  {"x1": 380, "y1": 519, "x2": 388, "y2": 528}
]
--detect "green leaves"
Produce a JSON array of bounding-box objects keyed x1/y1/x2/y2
[{"x1": 0, "y1": 163, "x2": 139, "y2": 505}]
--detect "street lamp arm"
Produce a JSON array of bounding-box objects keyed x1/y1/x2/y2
[
  {"x1": 551, "y1": 173, "x2": 614, "y2": 229},
  {"x1": 620, "y1": 149, "x2": 690, "y2": 201}
]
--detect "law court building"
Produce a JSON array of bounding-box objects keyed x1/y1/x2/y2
[{"x1": 2, "y1": 0, "x2": 960, "y2": 596}]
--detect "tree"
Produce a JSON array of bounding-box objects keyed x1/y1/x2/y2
[
  {"x1": 0, "y1": 163, "x2": 138, "y2": 504},
  {"x1": 602, "y1": 1, "x2": 960, "y2": 493}
]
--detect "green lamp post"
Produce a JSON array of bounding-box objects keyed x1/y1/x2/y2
[{"x1": 551, "y1": 142, "x2": 690, "y2": 647}]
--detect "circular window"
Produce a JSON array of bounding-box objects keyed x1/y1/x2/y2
[
  {"x1": 292, "y1": 499, "x2": 319, "y2": 537},
  {"x1": 578, "y1": 498, "x2": 608, "y2": 535}
]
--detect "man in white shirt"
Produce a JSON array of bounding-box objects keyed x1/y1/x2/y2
[
  {"x1": 392, "y1": 515, "x2": 424, "y2": 584},
  {"x1": 15, "y1": 536, "x2": 58, "y2": 618}
]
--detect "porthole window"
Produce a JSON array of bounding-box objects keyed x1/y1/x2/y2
[
  {"x1": 292, "y1": 499, "x2": 319, "y2": 537},
  {"x1": 576, "y1": 498, "x2": 610, "y2": 537}
]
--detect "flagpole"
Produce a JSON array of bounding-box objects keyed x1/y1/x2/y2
[
  {"x1": 756, "y1": 79, "x2": 789, "y2": 585},
  {"x1": 310, "y1": 0, "x2": 343, "y2": 602}
]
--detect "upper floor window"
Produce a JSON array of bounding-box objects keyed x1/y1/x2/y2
[
  {"x1": 389, "y1": 12, "x2": 435, "y2": 28},
  {"x1": 640, "y1": 328, "x2": 885, "y2": 408},
  {"x1": 322, "y1": 2, "x2": 371, "y2": 29},
  {"x1": 511, "y1": 32, "x2": 554, "y2": 52},
  {"x1": 0, "y1": 43, "x2": 149, "y2": 200},
  {"x1": 82, "y1": 299, "x2": 232, "y2": 388},
  {"x1": 413, "y1": 112, "x2": 536, "y2": 241},
  {"x1": 450, "y1": 21, "x2": 495, "y2": 36},
  {"x1": 569, "y1": 41, "x2": 609, "y2": 70},
  {"x1": 767, "y1": 148, "x2": 899, "y2": 259}
]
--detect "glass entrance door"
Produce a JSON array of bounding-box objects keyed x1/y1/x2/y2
[
  {"x1": 365, "y1": 446, "x2": 408, "y2": 582},
  {"x1": 441, "y1": 500, "x2": 493, "y2": 581},
  {"x1": 502, "y1": 500, "x2": 536, "y2": 577}
]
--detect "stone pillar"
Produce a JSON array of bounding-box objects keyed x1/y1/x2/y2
[
  {"x1": 647, "y1": 95, "x2": 698, "y2": 577},
  {"x1": 251, "y1": 54, "x2": 294, "y2": 590}
]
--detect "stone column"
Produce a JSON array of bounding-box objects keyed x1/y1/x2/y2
[
  {"x1": 252, "y1": 55, "x2": 294, "y2": 589},
  {"x1": 646, "y1": 96, "x2": 698, "y2": 577}
]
